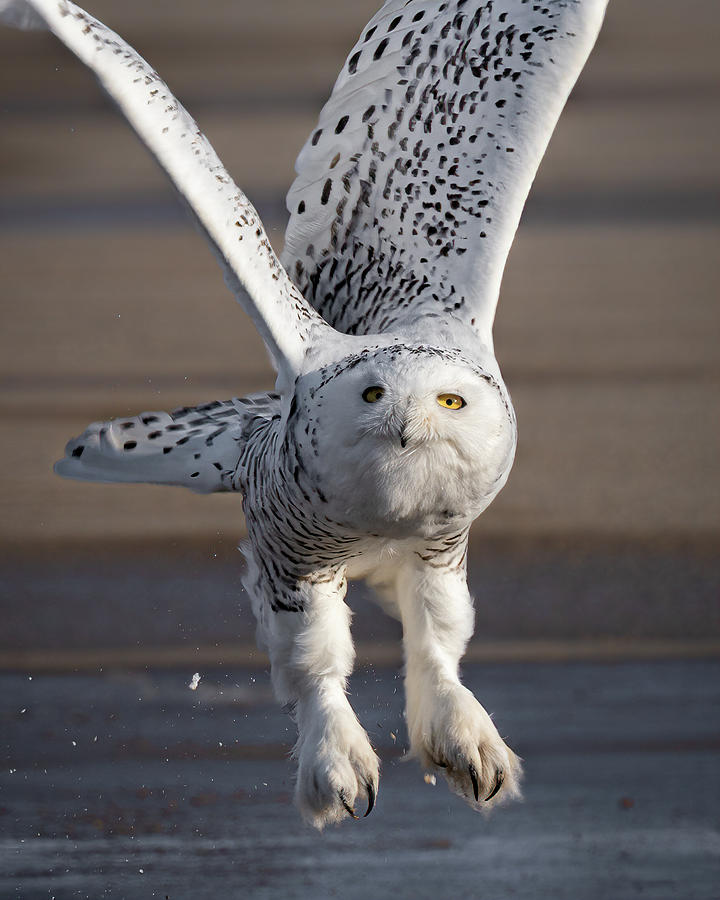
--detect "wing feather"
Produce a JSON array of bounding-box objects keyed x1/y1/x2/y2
[
  {"x1": 1, "y1": 0, "x2": 333, "y2": 382},
  {"x1": 283, "y1": 0, "x2": 607, "y2": 346},
  {"x1": 54, "y1": 394, "x2": 280, "y2": 493}
]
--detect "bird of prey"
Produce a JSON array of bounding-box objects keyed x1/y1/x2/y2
[{"x1": 2, "y1": 0, "x2": 607, "y2": 827}]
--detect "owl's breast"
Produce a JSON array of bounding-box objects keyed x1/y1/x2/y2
[{"x1": 306, "y1": 434, "x2": 509, "y2": 539}]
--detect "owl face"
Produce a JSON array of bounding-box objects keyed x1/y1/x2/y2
[{"x1": 293, "y1": 347, "x2": 517, "y2": 536}]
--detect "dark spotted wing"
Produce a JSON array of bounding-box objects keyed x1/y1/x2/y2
[
  {"x1": 55, "y1": 395, "x2": 280, "y2": 493},
  {"x1": 282, "y1": 0, "x2": 607, "y2": 346}
]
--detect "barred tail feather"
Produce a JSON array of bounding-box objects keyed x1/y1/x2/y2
[{"x1": 55, "y1": 395, "x2": 277, "y2": 493}]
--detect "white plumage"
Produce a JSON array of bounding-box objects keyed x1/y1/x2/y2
[
  {"x1": 2, "y1": 0, "x2": 607, "y2": 827},
  {"x1": 284, "y1": 0, "x2": 606, "y2": 345}
]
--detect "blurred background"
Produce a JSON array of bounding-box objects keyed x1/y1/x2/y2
[
  {"x1": 0, "y1": 2, "x2": 718, "y2": 897},
  {"x1": 0, "y1": 0, "x2": 718, "y2": 658},
  {"x1": 0, "y1": 0, "x2": 719, "y2": 656}
]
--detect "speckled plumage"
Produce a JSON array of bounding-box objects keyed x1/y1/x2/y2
[
  {"x1": 284, "y1": 0, "x2": 605, "y2": 345},
  {"x1": 3, "y1": 0, "x2": 607, "y2": 827}
]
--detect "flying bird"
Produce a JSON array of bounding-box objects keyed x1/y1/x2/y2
[{"x1": 1, "y1": 0, "x2": 607, "y2": 827}]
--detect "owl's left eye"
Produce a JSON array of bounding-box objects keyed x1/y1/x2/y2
[
  {"x1": 437, "y1": 393, "x2": 466, "y2": 410},
  {"x1": 362, "y1": 385, "x2": 385, "y2": 403}
]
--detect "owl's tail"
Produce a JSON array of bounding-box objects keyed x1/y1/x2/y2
[{"x1": 54, "y1": 393, "x2": 279, "y2": 494}]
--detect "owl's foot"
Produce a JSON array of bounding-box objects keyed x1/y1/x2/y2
[
  {"x1": 294, "y1": 703, "x2": 379, "y2": 829},
  {"x1": 408, "y1": 682, "x2": 521, "y2": 808}
]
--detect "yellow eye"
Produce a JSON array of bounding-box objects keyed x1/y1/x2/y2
[
  {"x1": 437, "y1": 393, "x2": 466, "y2": 410},
  {"x1": 362, "y1": 385, "x2": 385, "y2": 403}
]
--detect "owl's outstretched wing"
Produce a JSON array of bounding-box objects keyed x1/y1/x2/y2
[
  {"x1": 0, "y1": 0, "x2": 332, "y2": 383},
  {"x1": 54, "y1": 394, "x2": 280, "y2": 493},
  {"x1": 283, "y1": 0, "x2": 607, "y2": 347}
]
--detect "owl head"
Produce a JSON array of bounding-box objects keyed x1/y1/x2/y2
[{"x1": 291, "y1": 345, "x2": 516, "y2": 536}]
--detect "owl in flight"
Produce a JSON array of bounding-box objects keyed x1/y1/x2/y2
[{"x1": 3, "y1": 0, "x2": 607, "y2": 826}]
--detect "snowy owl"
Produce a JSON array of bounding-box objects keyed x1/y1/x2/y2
[{"x1": 2, "y1": 0, "x2": 607, "y2": 826}]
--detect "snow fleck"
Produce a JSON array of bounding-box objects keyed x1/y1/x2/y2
[
  {"x1": 189, "y1": 672, "x2": 201, "y2": 691},
  {"x1": 424, "y1": 773, "x2": 436, "y2": 786}
]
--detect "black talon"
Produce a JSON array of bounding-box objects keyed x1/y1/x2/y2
[
  {"x1": 339, "y1": 789, "x2": 358, "y2": 819},
  {"x1": 485, "y1": 768, "x2": 504, "y2": 801},
  {"x1": 468, "y1": 763, "x2": 480, "y2": 802},
  {"x1": 364, "y1": 779, "x2": 376, "y2": 817}
]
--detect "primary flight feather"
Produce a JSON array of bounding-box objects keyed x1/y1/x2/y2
[
  {"x1": 2, "y1": 0, "x2": 607, "y2": 827},
  {"x1": 284, "y1": 0, "x2": 606, "y2": 345}
]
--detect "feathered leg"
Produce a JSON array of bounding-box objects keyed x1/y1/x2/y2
[
  {"x1": 392, "y1": 544, "x2": 522, "y2": 807},
  {"x1": 243, "y1": 554, "x2": 378, "y2": 828}
]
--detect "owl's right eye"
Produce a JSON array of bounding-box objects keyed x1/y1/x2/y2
[{"x1": 362, "y1": 385, "x2": 385, "y2": 403}]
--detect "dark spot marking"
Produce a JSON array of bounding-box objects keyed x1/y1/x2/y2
[
  {"x1": 71, "y1": 446, "x2": 84, "y2": 458},
  {"x1": 335, "y1": 115, "x2": 349, "y2": 134},
  {"x1": 123, "y1": 441, "x2": 137, "y2": 451},
  {"x1": 321, "y1": 179, "x2": 332, "y2": 205},
  {"x1": 373, "y1": 37, "x2": 389, "y2": 60}
]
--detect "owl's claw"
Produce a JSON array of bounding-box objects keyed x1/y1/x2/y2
[
  {"x1": 468, "y1": 763, "x2": 479, "y2": 802},
  {"x1": 339, "y1": 789, "x2": 358, "y2": 819},
  {"x1": 364, "y1": 779, "x2": 376, "y2": 817},
  {"x1": 486, "y1": 768, "x2": 504, "y2": 801}
]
